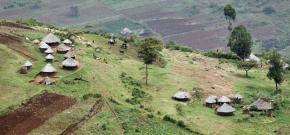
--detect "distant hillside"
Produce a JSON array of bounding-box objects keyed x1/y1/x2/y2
[{"x1": 0, "y1": 0, "x2": 290, "y2": 55}]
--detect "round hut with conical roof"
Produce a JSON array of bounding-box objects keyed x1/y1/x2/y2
[
  {"x1": 250, "y1": 98, "x2": 273, "y2": 111},
  {"x1": 205, "y1": 95, "x2": 217, "y2": 108},
  {"x1": 39, "y1": 76, "x2": 55, "y2": 85},
  {"x1": 172, "y1": 88, "x2": 191, "y2": 101},
  {"x1": 233, "y1": 93, "x2": 243, "y2": 104},
  {"x1": 23, "y1": 60, "x2": 32, "y2": 70},
  {"x1": 62, "y1": 57, "x2": 79, "y2": 70},
  {"x1": 45, "y1": 54, "x2": 54, "y2": 62},
  {"x1": 33, "y1": 39, "x2": 40, "y2": 44},
  {"x1": 41, "y1": 63, "x2": 56, "y2": 74},
  {"x1": 216, "y1": 103, "x2": 235, "y2": 116},
  {"x1": 218, "y1": 96, "x2": 231, "y2": 105},
  {"x1": 45, "y1": 47, "x2": 54, "y2": 55},
  {"x1": 56, "y1": 44, "x2": 70, "y2": 54},
  {"x1": 19, "y1": 66, "x2": 28, "y2": 74},
  {"x1": 63, "y1": 39, "x2": 72, "y2": 46},
  {"x1": 42, "y1": 33, "x2": 60, "y2": 46},
  {"x1": 64, "y1": 51, "x2": 76, "y2": 59},
  {"x1": 39, "y1": 42, "x2": 50, "y2": 53}
]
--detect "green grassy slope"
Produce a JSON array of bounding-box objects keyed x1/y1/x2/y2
[{"x1": 0, "y1": 25, "x2": 290, "y2": 134}]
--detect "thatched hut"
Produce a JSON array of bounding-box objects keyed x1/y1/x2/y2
[
  {"x1": 23, "y1": 60, "x2": 32, "y2": 70},
  {"x1": 45, "y1": 54, "x2": 54, "y2": 62},
  {"x1": 172, "y1": 88, "x2": 191, "y2": 101},
  {"x1": 41, "y1": 63, "x2": 56, "y2": 73},
  {"x1": 56, "y1": 44, "x2": 70, "y2": 54},
  {"x1": 62, "y1": 57, "x2": 79, "y2": 70},
  {"x1": 44, "y1": 47, "x2": 54, "y2": 55},
  {"x1": 205, "y1": 95, "x2": 217, "y2": 108},
  {"x1": 250, "y1": 98, "x2": 272, "y2": 111},
  {"x1": 218, "y1": 96, "x2": 231, "y2": 105},
  {"x1": 39, "y1": 42, "x2": 50, "y2": 53},
  {"x1": 19, "y1": 66, "x2": 28, "y2": 74},
  {"x1": 63, "y1": 39, "x2": 72, "y2": 46},
  {"x1": 216, "y1": 103, "x2": 235, "y2": 116},
  {"x1": 64, "y1": 51, "x2": 76, "y2": 59},
  {"x1": 39, "y1": 76, "x2": 55, "y2": 85},
  {"x1": 33, "y1": 39, "x2": 40, "y2": 44},
  {"x1": 257, "y1": 92, "x2": 270, "y2": 102},
  {"x1": 120, "y1": 28, "x2": 132, "y2": 35},
  {"x1": 246, "y1": 53, "x2": 260, "y2": 62},
  {"x1": 233, "y1": 93, "x2": 243, "y2": 104},
  {"x1": 42, "y1": 33, "x2": 60, "y2": 45}
]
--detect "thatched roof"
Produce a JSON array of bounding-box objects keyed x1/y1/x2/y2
[
  {"x1": 257, "y1": 92, "x2": 269, "y2": 98},
  {"x1": 19, "y1": 66, "x2": 28, "y2": 74},
  {"x1": 217, "y1": 103, "x2": 235, "y2": 113},
  {"x1": 205, "y1": 95, "x2": 217, "y2": 103},
  {"x1": 173, "y1": 88, "x2": 191, "y2": 99},
  {"x1": 41, "y1": 63, "x2": 56, "y2": 72},
  {"x1": 42, "y1": 33, "x2": 60, "y2": 43},
  {"x1": 246, "y1": 53, "x2": 260, "y2": 62},
  {"x1": 45, "y1": 47, "x2": 54, "y2": 53},
  {"x1": 39, "y1": 76, "x2": 55, "y2": 85},
  {"x1": 218, "y1": 96, "x2": 231, "y2": 102},
  {"x1": 234, "y1": 94, "x2": 243, "y2": 99},
  {"x1": 33, "y1": 39, "x2": 40, "y2": 44},
  {"x1": 45, "y1": 54, "x2": 54, "y2": 59},
  {"x1": 62, "y1": 57, "x2": 79, "y2": 67},
  {"x1": 39, "y1": 42, "x2": 50, "y2": 49},
  {"x1": 63, "y1": 39, "x2": 72, "y2": 44},
  {"x1": 250, "y1": 98, "x2": 272, "y2": 110},
  {"x1": 57, "y1": 44, "x2": 70, "y2": 51},
  {"x1": 120, "y1": 28, "x2": 132, "y2": 35},
  {"x1": 64, "y1": 51, "x2": 76, "y2": 58},
  {"x1": 283, "y1": 63, "x2": 289, "y2": 70},
  {"x1": 23, "y1": 60, "x2": 32, "y2": 67}
]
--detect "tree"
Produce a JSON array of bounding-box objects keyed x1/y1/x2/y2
[
  {"x1": 70, "y1": 6, "x2": 79, "y2": 17},
  {"x1": 137, "y1": 37, "x2": 163, "y2": 85},
  {"x1": 237, "y1": 60, "x2": 258, "y2": 77},
  {"x1": 267, "y1": 51, "x2": 284, "y2": 92},
  {"x1": 224, "y1": 4, "x2": 236, "y2": 32},
  {"x1": 228, "y1": 25, "x2": 253, "y2": 61}
]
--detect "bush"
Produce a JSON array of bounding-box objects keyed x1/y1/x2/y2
[
  {"x1": 203, "y1": 51, "x2": 242, "y2": 60},
  {"x1": 263, "y1": 6, "x2": 276, "y2": 14},
  {"x1": 180, "y1": 46, "x2": 193, "y2": 52},
  {"x1": 177, "y1": 120, "x2": 186, "y2": 128},
  {"x1": 147, "y1": 114, "x2": 154, "y2": 118},
  {"x1": 101, "y1": 124, "x2": 106, "y2": 130},
  {"x1": 163, "y1": 115, "x2": 176, "y2": 123}
]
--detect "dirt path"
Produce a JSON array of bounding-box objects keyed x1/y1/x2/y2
[
  {"x1": 105, "y1": 99, "x2": 124, "y2": 134},
  {"x1": 0, "y1": 91, "x2": 76, "y2": 135},
  {"x1": 59, "y1": 99, "x2": 104, "y2": 135}
]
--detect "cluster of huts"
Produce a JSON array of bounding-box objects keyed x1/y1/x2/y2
[
  {"x1": 20, "y1": 33, "x2": 79, "y2": 85},
  {"x1": 172, "y1": 89, "x2": 273, "y2": 117}
]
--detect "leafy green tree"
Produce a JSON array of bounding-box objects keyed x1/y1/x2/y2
[
  {"x1": 224, "y1": 4, "x2": 236, "y2": 32},
  {"x1": 138, "y1": 37, "x2": 163, "y2": 85},
  {"x1": 267, "y1": 51, "x2": 284, "y2": 92},
  {"x1": 237, "y1": 60, "x2": 258, "y2": 77},
  {"x1": 228, "y1": 25, "x2": 253, "y2": 61}
]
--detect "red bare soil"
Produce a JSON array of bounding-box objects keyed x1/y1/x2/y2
[
  {"x1": 0, "y1": 91, "x2": 76, "y2": 135},
  {"x1": 60, "y1": 99, "x2": 104, "y2": 135}
]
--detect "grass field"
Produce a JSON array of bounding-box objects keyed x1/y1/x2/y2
[{"x1": 0, "y1": 22, "x2": 290, "y2": 134}]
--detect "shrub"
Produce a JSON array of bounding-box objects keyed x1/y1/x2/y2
[
  {"x1": 180, "y1": 46, "x2": 193, "y2": 52},
  {"x1": 177, "y1": 120, "x2": 186, "y2": 128},
  {"x1": 163, "y1": 115, "x2": 176, "y2": 123},
  {"x1": 203, "y1": 51, "x2": 242, "y2": 60},
  {"x1": 147, "y1": 114, "x2": 154, "y2": 118},
  {"x1": 263, "y1": 6, "x2": 276, "y2": 14},
  {"x1": 101, "y1": 124, "x2": 106, "y2": 130}
]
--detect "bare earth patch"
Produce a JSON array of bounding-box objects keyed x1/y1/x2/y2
[{"x1": 0, "y1": 91, "x2": 76, "y2": 135}]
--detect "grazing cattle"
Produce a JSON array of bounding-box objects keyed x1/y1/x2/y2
[
  {"x1": 121, "y1": 43, "x2": 127, "y2": 49},
  {"x1": 119, "y1": 50, "x2": 124, "y2": 54},
  {"x1": 108, "y1": 39, "x2": 116, "y2": 45}
]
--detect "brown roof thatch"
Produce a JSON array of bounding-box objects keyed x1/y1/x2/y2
[
  {"x1": 205, "y1": 95, "x2": 217, "y2": 103},
  {"x1": 45, "y1": 54, "x2": 54, "y2": 59},
  {"x1": 63, "y1": 39, "x2": 72, "y2": 44},
  {"x1": 217, "y1": 103, "x2": 236, "y2": 113},
  {"x1": 62, "y1": 57, "x2": 79, "y2": 67},
  {"x1": 173, "y1": 88, "x2": 191, "y2": 99},
  {"x1": 57, "y1": 44, "x2": 71, "y2": 52},
  {"x1": 45, "y1": 47, "x2": 54, "y2": 54},
  {"x1": 218, "y1": 96, "x2": 231, "y2": 103},
  {"x1": 250, "y1": 98, "x2": 272, "y2": 110},
  {"x1": 42, "y1": 33, "x2": 60, "y2": 43},
  {"x1": 39, "y1": 42, "x2": 50, "y2": 49},
  {"x1": 64, "y1": 51, "x2": 76, "y2": 58},
  {"x1": 23, "y1": 60, "x2": 32, "y2": 67},
  {"x1": 234, "y1": 94, "x2": 243, "y2": 99},
  {"x1": 39, "y1": 76, "x2": 55, "y2": 85},
  {"x1": 19, "y1": 66, "x2": 28, "y2": 74},
  {"x1": 41, "y1": 63, "x2": 56, "y2": 72}
]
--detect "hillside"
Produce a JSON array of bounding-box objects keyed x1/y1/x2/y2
[
  {"x1": 0, "y1": 22, "x2": 290, "y2": 135},
  {"x1": 1, "y1": 0, "x2": 290, "y2": 56}
]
